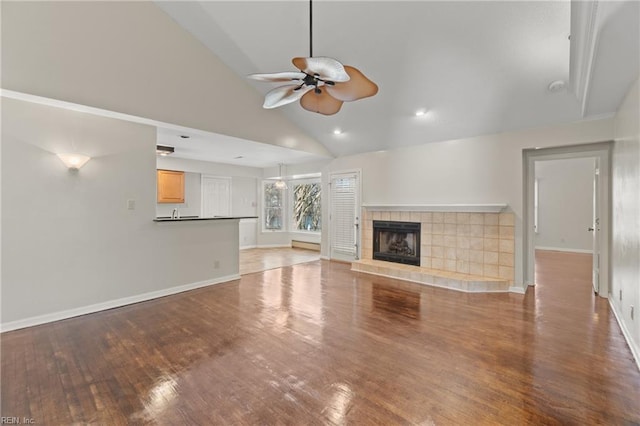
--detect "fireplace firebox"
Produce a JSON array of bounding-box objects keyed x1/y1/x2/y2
[{"x1": 373, "y1": 221, "x2": 421, "y2": 266}]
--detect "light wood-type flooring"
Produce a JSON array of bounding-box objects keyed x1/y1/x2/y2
[
  {"x1": 2, "y1": 250, "x2": 639, "y2": 424},
  {"x1": 239, "y1": 247, "x2": 321, "y2": 275}
]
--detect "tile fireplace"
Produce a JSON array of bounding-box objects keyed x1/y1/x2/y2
[{"x1": 354, "y1": 206, "x2": 516, "y2": 293}]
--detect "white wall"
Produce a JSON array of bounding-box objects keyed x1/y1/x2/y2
[
  {"x1": 1, "y1": 98, "x2": 240, "y2": 328},
  {"x1": 156, "y1": 171, "x2": 201, "y2": 218},
  {"x1": 232, "y1": 176, "x2": 259, "y2": 217},
  {"x1": 320, "y1": 117, "x2": 615, "y2": 286},
  {"x1": 534, "y1": 158, "x2": 595, "y2": 252},
  {"x1": 1, "y1": 1, "x2": 330, "y2": 158},
  {"x1": 611, "y1": 76, "x2": 640, "y2": 367}
]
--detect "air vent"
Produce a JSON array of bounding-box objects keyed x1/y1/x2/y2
[{"x1": 156, "y1": 145, "x2": 175, "y2": 156}]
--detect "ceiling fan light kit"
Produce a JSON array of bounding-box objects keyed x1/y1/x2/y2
[{"x1": 248, "y1": 0, "x2": 378, "y2": 116}]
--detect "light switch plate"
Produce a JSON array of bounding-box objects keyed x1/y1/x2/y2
[{"x1": 127, "y1": 199, "x2": 135, "y2": 210}]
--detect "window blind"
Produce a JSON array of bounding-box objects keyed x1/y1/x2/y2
[{"x1": 330, "y1": 173, "x2": 357, "y2": 257}]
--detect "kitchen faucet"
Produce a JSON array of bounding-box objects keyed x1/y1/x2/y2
[{"x1": 171, "y1": 207, "x2": 180, "y2": 219}]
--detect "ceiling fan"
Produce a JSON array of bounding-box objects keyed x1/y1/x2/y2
[{"x1": 248, "y1": 0, "x2": 378, "y2": 116}]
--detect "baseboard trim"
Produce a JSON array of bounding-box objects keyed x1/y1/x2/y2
[
  {"x1": 0, "y1": 274, "x2": 241, "y2": 333},
  {"x1": 609, "y1": 298, "x2": 640, "y2": 372},
  {"x1": 240, "y1": 245, "x2": 257, "y2": 250},
  {"x1": 257, "y1": 244, "x2": 291, "y2": 249},
  {"x1": 535, "y1": 246, "x2": 593, "y2": 254},
  {"x1": 320, "y1": 255, "x2": 330, "y2": 261},
  {"x1": 291, "y1": 240, "x2": 321, "y2": 251},
  {"x1": 509, "y1": 285, "x2": 527, "y2": 294}
]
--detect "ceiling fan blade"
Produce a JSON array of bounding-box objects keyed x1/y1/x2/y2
[
  {"x1": 248, "y1": 71, "x2": 306, "y2": 82},
  {"x1": 300, "y1": 89, "x2": 343, "y2": 115},
  {"x1": 292, "y1": 57, "x2": 350, "y2": 82},
  {"x1": 263, "y1": 84, "x2": 312, "y2": 109},
  {"x1": 326, "y1": 66, "x2": 379, "y2": 102}
]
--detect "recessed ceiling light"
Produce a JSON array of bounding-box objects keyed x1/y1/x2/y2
[
  {"x1": 547, "y1": 80, "x2": 566, "y2": 93},
  {"x1": 234, "y1": 156, "x2": 244, "y2": 159},
  {"x1": 415, "y1": 109, "x2": 426, "y2": 117},
  {"x1": 333, "y1": 128, "x2": 342, "y2": 135},
  {"x1": 179, "y1": 135, "x2": 190, "y2": 139}
]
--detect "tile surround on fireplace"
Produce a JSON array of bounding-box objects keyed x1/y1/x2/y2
[
  {"x1": 351, "y1": 259, "x2": 510, "y2": 293},
  {"x1": 359, "y1": 209, "x2": 516, "y2": 291}
]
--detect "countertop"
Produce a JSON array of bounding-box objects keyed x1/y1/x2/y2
[{"x1": 154, "y1": 216, "x2": 258, "y2": 222}]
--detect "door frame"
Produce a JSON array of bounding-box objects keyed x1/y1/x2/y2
[
  {"x1": 328, "y1": 169, "x2": 362, "y2": 261},
  {"x1": 522, "y1": 141, "x2": 612, "y2": 297},
  {"x1": 592, "y1": 158, "x2": 601, "y2": 294}
]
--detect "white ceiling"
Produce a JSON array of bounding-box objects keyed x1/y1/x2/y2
[
  {"x1": 157, "y1": 127, "x2": 329, "y2": 168},
  {"x1": 156, "y1": 0, "x2": 639, "y2": 162}
]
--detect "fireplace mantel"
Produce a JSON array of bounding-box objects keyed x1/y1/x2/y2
[{"x1": 362, "y1": 204, "x2": 508, "y2": 213}]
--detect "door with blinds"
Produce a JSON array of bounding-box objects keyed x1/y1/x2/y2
[{"x1": 329, "y1": 171, "x2": 360, "y2": 262}]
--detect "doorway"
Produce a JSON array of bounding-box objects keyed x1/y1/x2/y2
[
  {"x1": 523, "y1": 142, "x2": 611, "y2": 297},
  {"x1": 328, "y1": 170, "x2": 361, "y2": 262}
]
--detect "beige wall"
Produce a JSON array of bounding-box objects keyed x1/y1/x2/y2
[
  {"x1": 1, "y1": 98, "x2": 240, "y2": 329},
  {"x1": 1, "y1": 1, "x2": 330, "y2": 157},
  {"x1": 612, "y1": 76, "x2": 640, "y2": 366},
  {"x1": 321, "y1": 117, "x2": 615, "y2": 288}
]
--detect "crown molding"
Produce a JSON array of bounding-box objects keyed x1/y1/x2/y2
[{"x1": 569, "y1": 0, "x2": 600, "y2": 117}]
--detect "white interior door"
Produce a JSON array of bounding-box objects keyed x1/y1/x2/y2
[
  {"x1": 201, "y1": 176, "x2": 231, "y2": 218},
  {"x1": 591, "y1": 161, "x2": 600, "y2": 294},
  {"x1": 329, "y1": 171, "x2": 360, "y2": 261}
]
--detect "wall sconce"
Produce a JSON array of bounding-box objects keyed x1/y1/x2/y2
[{"x1": 57, "y1": 153, "x2": 91, "y2": 170}]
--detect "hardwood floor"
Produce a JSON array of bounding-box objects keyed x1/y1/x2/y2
[
  {"x1": 2, "y1": 251, "x2": 639, "y2": 424},
  {"x1": 239, "y1": 247, "x2": 320, "y2": 275}
]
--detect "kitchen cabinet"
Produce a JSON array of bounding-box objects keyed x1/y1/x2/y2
[{"x1": 157, "y1": 169, "x2": 185, "y2": 203}]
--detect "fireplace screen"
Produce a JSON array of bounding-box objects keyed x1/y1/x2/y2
[{"x1": 373, "y1": 221, "x2": 421, "y2": 266}]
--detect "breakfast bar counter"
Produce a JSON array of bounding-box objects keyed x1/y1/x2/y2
[{"x1": 154, "y1": 216, "x2": 258, "y2": 222}]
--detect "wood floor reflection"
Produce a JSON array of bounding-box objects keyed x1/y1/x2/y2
[
  {"x1": 239, "y1": 247, "x2": 321, "y2": 275},
  {"x1": 2, "y1": 251, "x2": 639, "y2": 424}
]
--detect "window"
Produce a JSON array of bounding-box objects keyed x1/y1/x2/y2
[
  {"x1": 263, "y1": 181, "x2": 284, "y2": 231},
  {"x1": 292, "y1": 181, "x2": 321, "y2": 232}
]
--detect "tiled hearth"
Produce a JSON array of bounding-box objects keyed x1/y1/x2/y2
[{"x1": 353, "y1": 209, "x2": 516, "y2": 293}]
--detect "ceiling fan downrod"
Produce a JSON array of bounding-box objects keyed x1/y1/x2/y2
[
  {"x1": 309, "y1": 0, "x2": 313, "y2": 58},
  {"x1": 247, "y1": 0, "x2": 378, "y2": 114}
]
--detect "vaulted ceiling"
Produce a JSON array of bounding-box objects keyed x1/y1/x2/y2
[
  {"x1": 2, "y1": 1, "x2": 637, "y2": 167},
  {"x1": 158, "y1": 1, "x2": 639, "y2": 158}
]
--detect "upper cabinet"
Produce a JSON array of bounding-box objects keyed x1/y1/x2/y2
[{"x1": 157, "y1": 169, "x2": 185, "y2": 203}]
